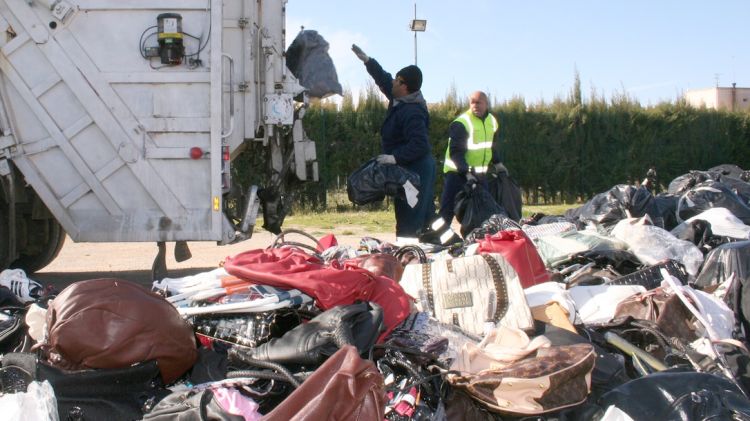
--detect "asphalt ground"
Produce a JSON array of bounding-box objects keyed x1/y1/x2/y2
[{"x1": 32, "y1": 230, "x2": 396, "y2": 291}]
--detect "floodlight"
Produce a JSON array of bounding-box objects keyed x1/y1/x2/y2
[{"x1": 410, "y1": 19, "x2": 427, "y2": 32}]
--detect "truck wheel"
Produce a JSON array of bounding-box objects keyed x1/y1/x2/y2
[{"x1": 11, "y1": 219, "x2": 65, "y2": 273}]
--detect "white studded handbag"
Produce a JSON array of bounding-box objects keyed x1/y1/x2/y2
[{"x1": 399, "y1": 253, "x2": 534, "y2": 336}]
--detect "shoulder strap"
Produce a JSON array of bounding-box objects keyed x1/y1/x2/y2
[{"x1": 480, "y1": 254, "x2": 508, "y2": 323}]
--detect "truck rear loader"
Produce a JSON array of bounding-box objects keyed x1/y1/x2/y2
[{"x1": 0, "y1": 0, "x2": 320, "y2": 276}]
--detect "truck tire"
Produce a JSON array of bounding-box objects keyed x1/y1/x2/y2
[{"x1": 11, "y1": 218, "x2": 65, "y2": 273}]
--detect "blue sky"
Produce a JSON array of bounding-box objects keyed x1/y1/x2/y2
[{"x1": 287, "y1": 1, "x2": 749, "y2": 106}]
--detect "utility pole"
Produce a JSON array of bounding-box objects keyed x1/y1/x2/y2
[
  {"x1": 409, "y1": 2, "x2": 426, "y2": 66},
  {"x1": 414, "y1": 3, "x2": 417, "y2": 65}
]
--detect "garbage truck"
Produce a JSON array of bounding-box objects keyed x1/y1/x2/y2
[{"x1": 0, "y1": 0, "x2": 321, "y2": 275}]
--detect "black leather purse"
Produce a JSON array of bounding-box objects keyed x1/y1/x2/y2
[
  {"x1": 229, "y1": 301, "x2": 384, "y2": 367},
  {"x1": 2, "y1": 352, "x2": 169, "y2": 421}
]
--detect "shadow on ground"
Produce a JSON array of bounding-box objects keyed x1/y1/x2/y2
[{"x1": 34, "y1": 267, "x2": 217, "y2": 290}]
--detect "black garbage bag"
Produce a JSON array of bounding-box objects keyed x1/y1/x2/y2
[
  {"x1": 454, "y1": 181, "x2": 506, "y2": 238},
  {"x1": 286, "y1": 30, "x2": 342, "y2": 98},
  {"x1": 718, "y1": 176, "x2": 750, "y2": 205},
  {"x1": 709, "y1": 163, "x2": 748, "y2": 180},
  {"x1": 486, "y1": 170, "x2": 523, "y2": 222},
  {"x1": 654, "y1": 193, "x2": 680, "y2": 231},
  {"x1": 677, "y1": 180, "x2": 750, "y2": 224},
  {"x1": 668, "y1": 170, "x2": 716, "y2": 195},
  {"x1": 564, "y1": 185, "x2": 662, "y2": 229},
  {"x1": 670, "y1": 166, "x2": 750, "y2": 204},
  {"x1": 695, "y1": 240, "x2": 750, "y2": 340},
  {"x1": 598, "y1": 371, "x2": 750, "y2": 420},
  {"x1": 347, "y1": 159, "x2": 420, "y2": 206},
  {"x1": 259, "y1": 187, "x2": 285, "y2": 235},
  {"x1": 464, "y1": 214, "x2": 521, "y2": 244}
]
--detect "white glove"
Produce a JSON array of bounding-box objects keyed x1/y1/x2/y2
[
  {"x1": 351, "y1": 44, "x2": 370, "y2": 63},
  {"x1": 465, "y1": 172, "x2": 477, "y2": 183},
  {"x1": 493, "y1": 162, "x2": 508, "y2": 174},
  {"x1": 376, "y1": 154, "x2": 396, "y2": 165}
]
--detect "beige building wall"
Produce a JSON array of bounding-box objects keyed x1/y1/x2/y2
[{"x1": 685, "y1": 87, "x2": 750, "y2": 111}]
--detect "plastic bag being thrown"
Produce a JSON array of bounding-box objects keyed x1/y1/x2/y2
[
  {"x1": 286, "y1": 30, "x2": 342, "y2": 98},
  {"x1": 347, "y1": 159, "x2": 420, "y2": 207}
]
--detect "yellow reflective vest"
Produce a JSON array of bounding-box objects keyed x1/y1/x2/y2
[{"x1": 443, "y1": 110, "x2": 498, "y2": 174}]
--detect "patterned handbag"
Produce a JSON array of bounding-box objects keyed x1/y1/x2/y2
[
  {"x1": 448, "y1": 343, "x2": 596, "y2": 415},
  {"x1": 399, "y1": 253, "x2": 534, "y2": 336}
]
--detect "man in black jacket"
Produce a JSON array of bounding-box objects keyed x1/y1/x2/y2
[{"x1": 352, "y1": 44, "x2": 436, "y2": 240}]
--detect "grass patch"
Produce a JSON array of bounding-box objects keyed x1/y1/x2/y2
[
  {"x1": 523, "y1": 204, "x2": 575, "y2": 217},
  {"x1": 283, "y1": 210, "x2": 396, "y2": 235},
  {"x1": 278, "y1": 203, "x2": 577, "y2": 233}
]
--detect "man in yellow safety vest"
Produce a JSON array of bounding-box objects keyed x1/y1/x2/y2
[{"x1": 438, "y1": 91, "x2": 506, "y2": 225}]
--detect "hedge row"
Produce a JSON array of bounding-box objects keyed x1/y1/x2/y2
[{"x1": 235, "y1": 83, "x2": 750, "y2": 210}]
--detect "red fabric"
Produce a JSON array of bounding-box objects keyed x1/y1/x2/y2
[
  {"x1": 477, "y1": 230, "x2": 551, "y2": 288},
  {"x1": 317, "y1": 234, "x2": 338, "y2": 252},
  {"x1": 223, "y1": 248, "x2": 412, "y2": 341}
]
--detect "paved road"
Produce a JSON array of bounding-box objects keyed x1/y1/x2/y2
[{"x1": 33, "y1": 229, "x2": 396, "y2": 291}]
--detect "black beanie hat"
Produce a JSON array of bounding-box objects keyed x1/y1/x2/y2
[{"x1": 396, "y1": 65, "x2": 422, "y2": 93}]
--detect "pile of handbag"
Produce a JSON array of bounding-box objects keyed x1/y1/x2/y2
[{"x1": 4, "y1": 165, "x2": 750, "y2": 420}]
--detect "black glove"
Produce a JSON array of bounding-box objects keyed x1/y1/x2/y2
[{"x1": 236, "y1": 302, "x2": 384, "y2": 367}]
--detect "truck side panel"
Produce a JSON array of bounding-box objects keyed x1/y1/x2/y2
[{"x1": 0, "y1": 0, "x2": 226, "y2": 242}]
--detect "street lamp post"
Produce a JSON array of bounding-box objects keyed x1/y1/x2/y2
[{"x1": 409, "y1": 3, "x2": 426, "y2": 65}]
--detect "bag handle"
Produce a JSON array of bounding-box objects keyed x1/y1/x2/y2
[
  {"x1": 394, "y1": 245, "x2": 427, "y2": 264},
  {"x1": 270, "y1": 229, "x2": 324, "y2": 257}
]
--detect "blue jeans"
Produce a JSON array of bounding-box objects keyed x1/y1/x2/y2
[{"x1": 394, "y1": 154, "x2": 436, "y2": 237}]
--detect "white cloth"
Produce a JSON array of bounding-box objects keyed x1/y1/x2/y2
[
  {"x1": 152, "y1": 267, "x2": 229, "y2": 295},
  {"x1": 524, "y1": 282, "x2": 578, "y2": 323},
  {"x1": 568, "y1": 284, "x2": 646, "y2": 324},
  {"x1": 671, "y1": 207, "x2": 750, "y2": 240},
  {"x1": 25, "y1": 303, "x2": 47, "y2": 342}
]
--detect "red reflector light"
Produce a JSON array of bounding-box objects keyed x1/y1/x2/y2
[
  {"x1": 222, "y1": 146, "x2": 230, "y2": 161},
  {"x1": 189, "y1": 147, "x2": 203, "y2": 159}
]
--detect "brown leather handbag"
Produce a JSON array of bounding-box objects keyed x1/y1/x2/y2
[
  {"x1": 41, "y1": 279, "x2": 197, "y2": 384},
  {"x1": 261, "y1": 345, "x2": 386, "y2": 420},
  {"x1": 613, "y1": 287, "x2": 698, "y2": 342},
  {"x1": 353, "y1": 253, "x2": 404, "y2": 282},
  {"x1": 448, "y1": 343, "x2": 596, "y2": 416}
]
